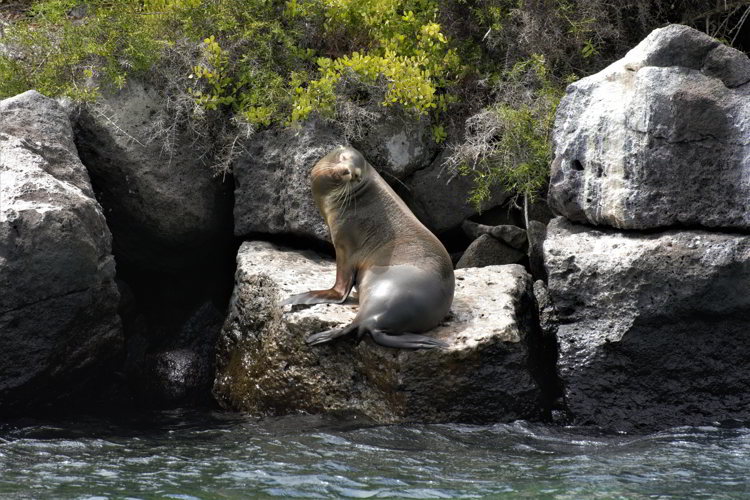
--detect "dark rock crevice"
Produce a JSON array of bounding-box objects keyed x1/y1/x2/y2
[{"x1": 66, "y1": 85, "x2": 238, "y2": 410}]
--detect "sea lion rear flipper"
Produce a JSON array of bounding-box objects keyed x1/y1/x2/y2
[
  {"x1": 306, "y1": 323, "x2": 358, "y2": 345},
  {"x1": 369, "y1": 330, "x2": 448, "y2": 350}
]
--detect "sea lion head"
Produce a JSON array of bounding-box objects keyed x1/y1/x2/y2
[{"x1": 311, "y1": 145, "x2": 370, "y2": 202}]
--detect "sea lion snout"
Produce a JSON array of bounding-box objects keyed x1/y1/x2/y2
[
  {"x1": 345, "y1": 165, "x2": 362, "y2": 182},
  {"x1": 335, "y1": 164, "x2": 361, "y2": 183}
]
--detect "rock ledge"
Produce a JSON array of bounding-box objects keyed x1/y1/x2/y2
[{"x1": 214, "y1": 241, "x2": 546, "y2": 423}]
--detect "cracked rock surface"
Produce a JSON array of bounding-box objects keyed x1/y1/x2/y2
[
  {"x1": 213, "y1": 241, "x2": 546, "y2": 424},
  {"x1": 0, "y1": 91, "x2": 122, "y2": 411},
  {"x1": 549, "y1": 24, "x2": 750, "y2": 230},
  {"x1": 544, "y1": 217, "x2": 750, "y2": 431}
]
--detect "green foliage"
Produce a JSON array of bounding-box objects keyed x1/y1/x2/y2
[
  {"x1": 2, "y1": 0, "x2": 745, "y2": 200},
  {"x1": 189, "y1": 35, "x2": 234, "y2": 110},
  {"x1": 171, "y1": 1, "x2": 316, "y2": 127},
  {"x1": 0, "y1": 1, "x2": 168, "y2": 101},
  {"x1": 286, "y1": 0, "x2": 461, "y2": 121},
  {"x1": 448, "y1": 54, "x2": 563, "y2": 209},
  {"x1": 0, "y1": 0, "x2": 312, "y2": 127}
]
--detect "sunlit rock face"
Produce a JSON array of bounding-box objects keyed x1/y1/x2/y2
[
  {"x1": 544, "y1": 217, "x2": 750, "y2": 431},
  {"x1": 0, "y1": 91, "x2": 122, "y2": 412},
  {"x1": 213, "y1": 241, "x2": 548, "y2": 424},
  {"x1": 549, "y1": 24, "x2": 750, "y2": 230}
]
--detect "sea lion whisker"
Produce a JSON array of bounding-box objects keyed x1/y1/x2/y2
[{"x1": 340, "y1": 184, "x2": 352, "y2": 215}]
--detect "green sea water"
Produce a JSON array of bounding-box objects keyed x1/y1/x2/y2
[{"x1": 0, "y1": 410, "x2": 748, "y2": 499}]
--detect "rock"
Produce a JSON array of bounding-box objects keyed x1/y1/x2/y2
[
  {"x1": 121, "y1": 285, "x2": 226, "y2": 406},
  {"x1": 137, "y1": 301, "x2": 224, "y2": 406},
  {"x1": 70, "y1": 81, "x2": 233, "y2": 272},
  {"x1": 213, "y1": 241, "x2": 545, "y2": 423},
  {"x1": 233, "y1": 118, "x2": 343, "y2": 242},
  {"x1": 549, "y1": 24, "x2": 750, "y2": 230},
  {"x1": 526, "y1": 200, "x2": 555, "y2": 226},
  {"x1": 461, "y1": 220, "x2": 528, "y2": 250},
  {"x1": 527, "y1": 220, "x2": 547, "y2": 282},
  {"x1": 544, "y1": 217, "x2": 750, "y2": 431},
  {"x1": 0, "y1": 90, "x2": 122, "y2": 412},
  {"x1": 405, "y1": 150, "x2": 510, "y2": 234},
  {"x1": 456, "y1": 234, "x2": 525, "y2": 269},
  {"x1": 350, "y1": 110, "x2": 438, "y2": 180}
]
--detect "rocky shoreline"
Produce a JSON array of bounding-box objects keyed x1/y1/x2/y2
[{"x1": 1, "y1": 25, "x2": 748, "y2": 431}]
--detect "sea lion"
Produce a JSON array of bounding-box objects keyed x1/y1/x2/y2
[{"x1": 282, "y1": 145, "x2": 454, "y2": 349}]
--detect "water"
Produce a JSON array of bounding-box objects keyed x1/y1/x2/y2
[{"x1": 0, "y1": 410, "x2": 748, "y2": 499}]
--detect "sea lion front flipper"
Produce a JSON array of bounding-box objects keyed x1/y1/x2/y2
[
  {"x1": 369, "y1": 330, "x2": 448, "y2": 350},
  {"x1": 281, "y1": 259, "x2": 356, "y2": 306},
  {"x1": 306, "y1": 323, "x2": 358, "y2": 346}
]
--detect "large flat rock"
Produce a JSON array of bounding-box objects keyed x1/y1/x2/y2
[
  {"x1": 549, "y1": 24, "x2": 750, "y2": 230},
  {"x1": 213, "y1": 241, "x2": 547, "y2": 423},
  {"x1": 544, "y1": 217, "x2": 750, "y2": 430}
]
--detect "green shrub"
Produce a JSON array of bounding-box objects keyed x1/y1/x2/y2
[
  {"x1": 286, "y1": 0, "x2": 461, "y2": 122},
  {"x1": 445, "y1": 55, "x2": 566, "y2": 210},
  {"x1": 1, "y1": 0, "x2": 745, "y2": 199},
  {"x1": 0, "y1": 1, "x2": 167, "y2": 101}
]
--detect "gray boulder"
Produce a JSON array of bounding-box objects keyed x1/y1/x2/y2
[
  {"x1": 213, "y1": 241, "x2": 545, "y2": 423},
  {"x1": 405, "y1": 150, "x2": 510, "y2": 234},
  {"x1": 233, "y1": 118, "x2": 343, "y2": 242},
  {"x1": 350, "y1": 111, "x2": 438, "y2": 180},
  {"x1": 544, "y1": 217, "x2": 750, "y2": 431},
  {"x1": 549, "y1": 24, "x2": 750, "y2": 230},
  {"x1": 0, "y1": 90, "x2": 122, "y2": 411},
  {"x1": 126, "y1": 300, "x2": 224, "y2": 406},
  {"x1": 462, "y1": 220, "x2": 528, "y2": 250},
  {"x1": 71, "y1": 81, "x2": 233, "y2": 272},
  {"x1": 455, "y1": 234, "x2": 525, "y2": 269}
]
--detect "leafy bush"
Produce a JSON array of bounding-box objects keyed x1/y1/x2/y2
[
  {"x1": 286, "y1": 0, "x2": 461, "y2": 122},
  {"x1": 0, "y1": 0, "x2": 746, "y2": 199},
  {"x1": 445, "y1": 54, "x2": 565, "y2": 211},
  {"x1": 0, "y1": 1, "x2": 165, "y2": 100}
]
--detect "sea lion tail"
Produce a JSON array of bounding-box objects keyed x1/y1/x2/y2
[{"x1": 369, "y1": 330, "x2": 448, "y2": 350}]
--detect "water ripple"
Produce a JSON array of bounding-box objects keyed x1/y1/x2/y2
[{"x1": 0, "y1": 411, "x2": 748, "y2": 499}]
